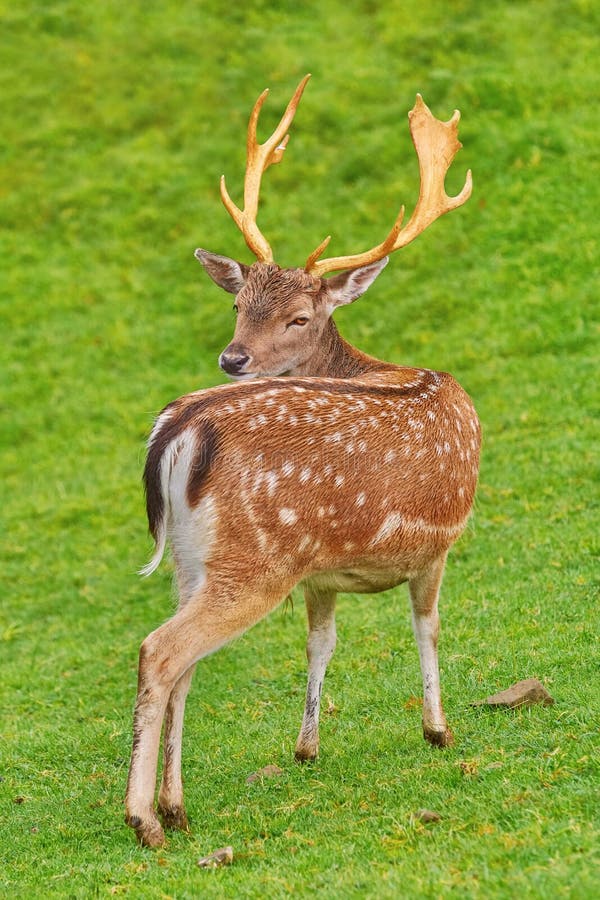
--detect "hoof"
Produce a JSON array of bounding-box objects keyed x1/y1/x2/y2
[
  {"x1": 158, "y1": 803, "x2": 190, "y2": 832},
  {"x1": 423, "y1": 725, "x2": 454, "y2": 748},
  {"x1": 294, "y1": 744, "x2": 318, "y2": 762},
  {"x1": 126, "y1": 812, "x2": 165, "y2": 848}
]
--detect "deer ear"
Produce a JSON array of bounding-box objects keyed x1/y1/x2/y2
[
  {"x1": 324, "y1": 258, "x2": 389, "y2": 310},
  {"x1": 194, "y1": 249, "x2": 250, "y2": 294}
]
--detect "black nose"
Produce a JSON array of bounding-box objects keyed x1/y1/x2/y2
[{"x1": 219, "y1": 352, "x2": 250, "y2": 375}]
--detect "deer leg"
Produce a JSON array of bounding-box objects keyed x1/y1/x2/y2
[
  {"x1": 156, "y1": 664, "x2": 196, "y2": 832},
  {"x1": 295, "y1": 586, "x2": 337, "y2": 761},
  {"x1": 125, "y1": 579, "x2": 291, "y2": 847},
  {"x1": 125, "y1": 601, "x2": 204, "y2": 848},
  {"x1": 408, "y1": 553, "x2": 454, "y2": 748}
]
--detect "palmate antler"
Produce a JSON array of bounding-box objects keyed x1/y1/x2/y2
[
  {"x1": 305, "y1": 94, "x2": 472, "y2": 276},
  {"x1": 220, "y1": 74, "x2": 311, "y2": 263},
  {"x1": 220, "y1": 78, "x2": 472, "y2": 274}
]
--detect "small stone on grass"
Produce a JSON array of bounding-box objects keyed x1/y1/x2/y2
[
  {"x1": 411, "y1": 809, "x2": 442, "y2": 824},
  {"x1": 197, "y1": 846, "x2": 234, "y2": 868},
  {"x1": 246, "y1": 764, "x2": 283, "y2": 784},
  {"x1": 472, "y1": 678, "x2": 555, "y2": 709}
]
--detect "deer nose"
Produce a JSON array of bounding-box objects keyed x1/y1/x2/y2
[{"x1": 219, "y1": 350, "x2": 251, "y2": 376}]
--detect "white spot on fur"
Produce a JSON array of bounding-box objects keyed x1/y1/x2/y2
[
  {"x1": 335, "y1": 474, "x2": 344, "y2": 487},
  {"x1": 266, "y1": 471, "x2": 278, "y2": 495},
  {"x1": 298, "y1": 534, "x2": 312, "y2": 552},
  {"x1": 282, "y1": 461, "x2": 294, "y2": 477},
  {"x1": 300, "y1": 467, "x2": 311, "y2": 484},
  {"x1": 355, "y1": 493, "x2": 366, "y2": 507},
  {"x1": 279, "y1": 508, "x2": 298, "y2": 525},
  {"x1": 372, "y1": 512, "x2": 403, "y2": 544}
]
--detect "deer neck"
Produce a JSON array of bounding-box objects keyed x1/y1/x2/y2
[{"x1": 289, "y1": 319, "x2": 393, "y2": 379}]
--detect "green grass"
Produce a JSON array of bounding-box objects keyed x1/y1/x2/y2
[{"x1": 1, "y1": 0, "x2": 598, "y2": 896}]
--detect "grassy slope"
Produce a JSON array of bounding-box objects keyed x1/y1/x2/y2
[{"x1": 1, "y1": 0, "x2": 598, "y2": 896}]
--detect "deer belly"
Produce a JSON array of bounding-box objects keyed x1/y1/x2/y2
[{"x1": 303, "y1": 567, "x2": 409, "y2": 594}]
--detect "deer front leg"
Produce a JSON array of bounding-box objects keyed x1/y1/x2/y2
[
  {"x1": 409, "y1": 553, "x2": 454, "y2": 747},
  {"x1": 156, "y1": 664, "x2": 196, "y2": 832},
  {"x1": 295, "y1": 586, "x2": 337, "y2": 761}
]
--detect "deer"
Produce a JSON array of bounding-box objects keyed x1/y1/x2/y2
[{"x1": 125, "y1": 74, "x2": 479, "y2": 848}]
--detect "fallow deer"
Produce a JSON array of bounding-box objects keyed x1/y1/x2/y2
[{"x1": 125, "y1": 75, "x2": 479, "y2": 848}]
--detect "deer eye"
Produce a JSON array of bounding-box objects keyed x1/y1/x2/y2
[{"x1": 288, "y1": 316, "x2": 309, "y2": 328}]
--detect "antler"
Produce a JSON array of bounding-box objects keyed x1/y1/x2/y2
[
  {"x1": 305, "y1": 94, "x2": 472, "y2": 277},
  {"x1": 220, "y1": 74, "x2": 311, "y2": 263}
]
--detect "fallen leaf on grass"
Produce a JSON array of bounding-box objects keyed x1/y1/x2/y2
[
  {"x1": 459, "y1": 759, "x2": 479, "y2": 777},
  {"x1": 325, "y1": 696, "x2": 338, "y2": 715},
  {"x1": 403, "y1": 695, "x2": 422, "y2": 711},
  {"x1": 197, "y1": 846, "x2": 234, "y2": 868},
  {"x1": 411, "y1": 809, "x2": 442, "y2": 824},
  {"x1": 246, "y1": 764, "x2": 283, "y2": 784},
  {"x1": 472, "y1": 678, "x2": 555, "y2": 709}
]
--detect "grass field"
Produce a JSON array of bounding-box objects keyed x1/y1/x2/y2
[{"x1": 1, "y1": 0, "x2": 598, "y2": 896}]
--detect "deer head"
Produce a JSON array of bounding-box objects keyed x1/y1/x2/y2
[{"x1": 196, "y1": 75, "x2": 472, "y2": 379}]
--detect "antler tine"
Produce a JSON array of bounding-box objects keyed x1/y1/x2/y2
[
  {"x1": 305, "y1": 94, "x2": 472, "y2": 277},
  {"x1": 220, "y1": 74, "x2": 311, "y2": 263}
]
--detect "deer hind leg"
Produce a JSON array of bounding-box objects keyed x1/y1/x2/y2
[
  {"x1": 156, "y1": 664, "x2": 196, "y2": 832},
  {"x1": 409, "y1": 552, "x2": 454, "y2": 748},
  {"x1": 295, "y1": 585, "x2": 337, "y2": 761},
  {"x1": 125, "y1": 578, "x2": 290, "y2": 847}
]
